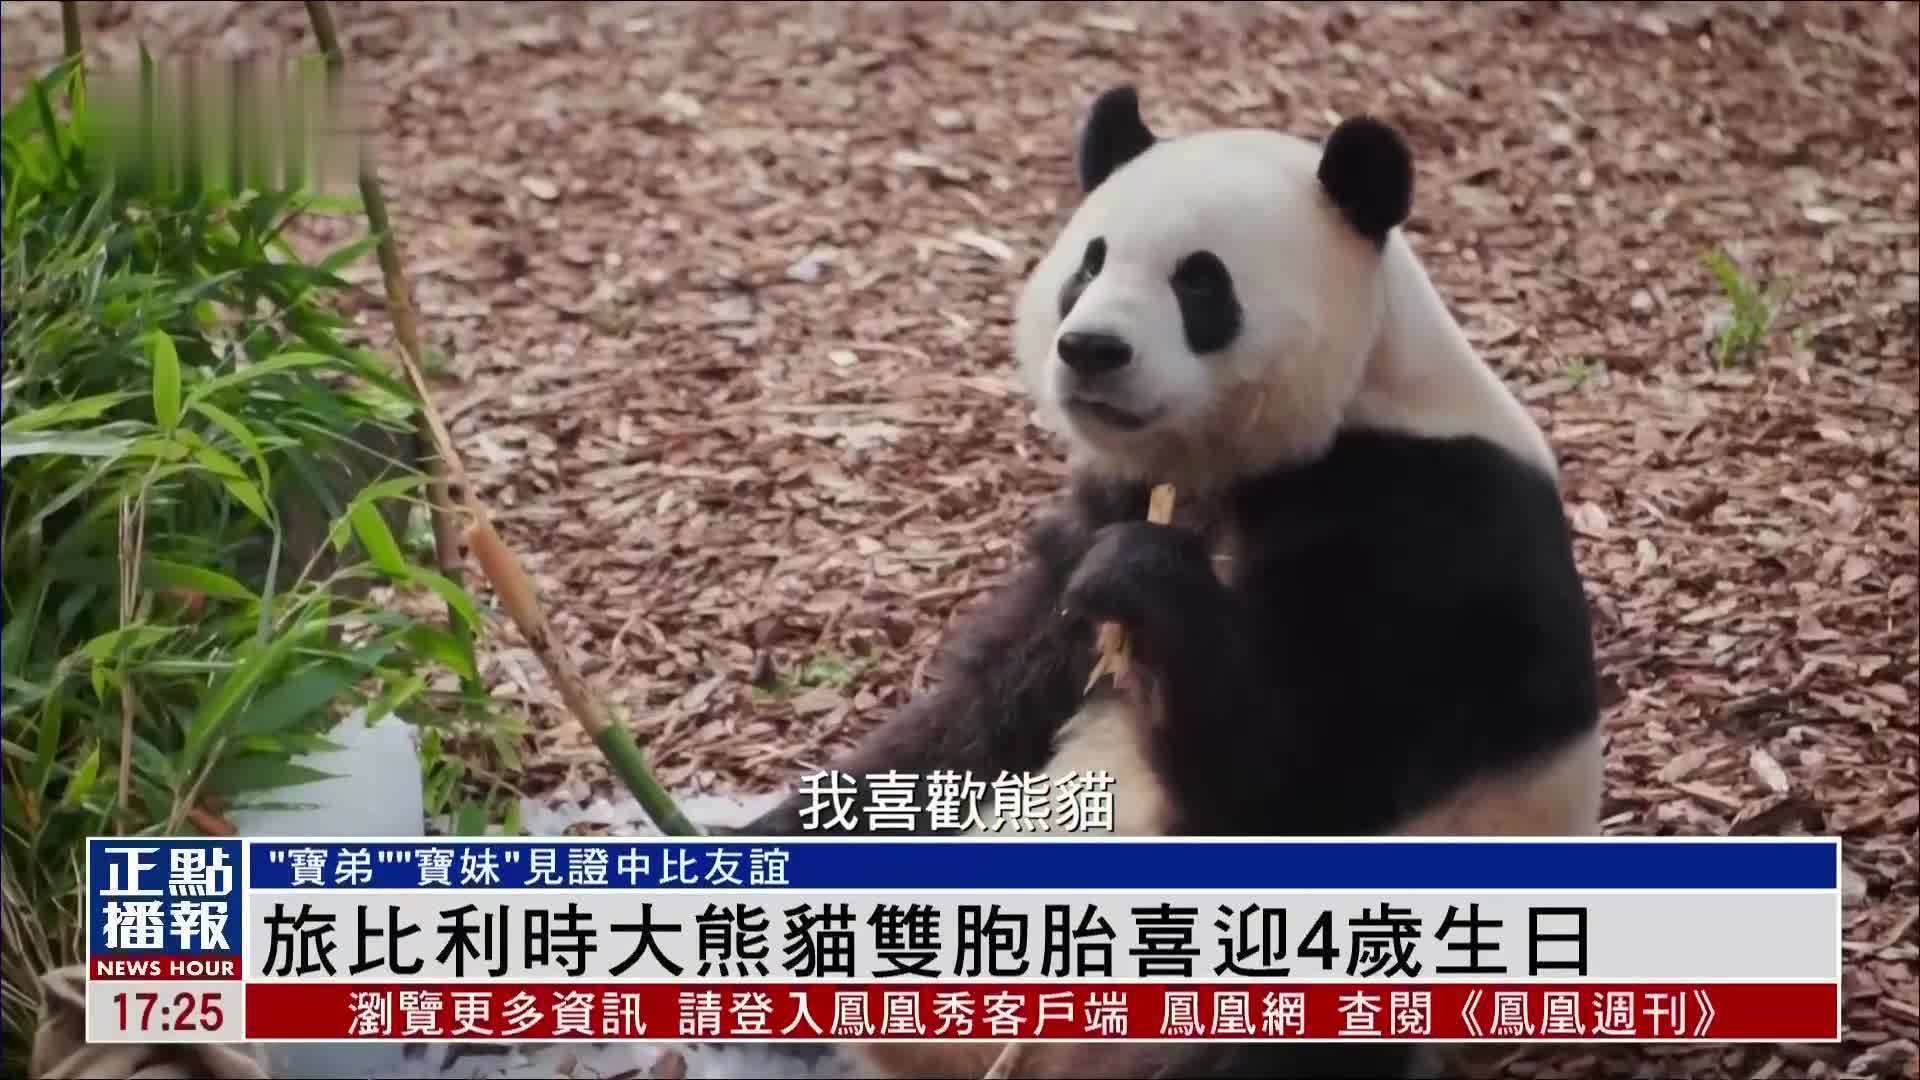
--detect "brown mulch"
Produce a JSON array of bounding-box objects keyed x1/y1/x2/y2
[{"x1": 5, "y1": 2, "x2": 1915, "y2": 1077}]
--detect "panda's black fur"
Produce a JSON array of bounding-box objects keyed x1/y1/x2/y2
[
  {"x1": 732, "y1": 88, "x2": 1602, "y2": 1079},
  {"x1": 740, "y1": 431, "x2": 1595, "y2": 841}
]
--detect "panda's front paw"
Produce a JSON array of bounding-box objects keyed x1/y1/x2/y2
[{"x1": 1063, "y1": 522, "x2": 1220, "y2": 660}]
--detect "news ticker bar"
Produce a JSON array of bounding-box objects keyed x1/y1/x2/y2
[
  {"x1": 91, "y1": 982, "x2": 1837, "y2": 1044},
  {"x1": 83, "y1": 836, "x2": 1844, "y2": 1046}
]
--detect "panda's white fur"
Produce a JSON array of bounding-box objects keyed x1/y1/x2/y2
[
  {"x1": 1005, "y1": 122, "x2": 1597, "y2": 854},
  {"x1": 836, "y1": 91, "x2": 1604, "y2": 1080},
  {"x1": 1015, "y1": 126, "x2": 1554, "y2": 495}
]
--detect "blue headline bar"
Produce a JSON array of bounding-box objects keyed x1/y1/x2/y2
[{"x1": 236, "y1": 838, "x2": 1837, "y2": 892}]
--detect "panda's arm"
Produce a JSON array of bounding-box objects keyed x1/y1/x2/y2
[
  {"x1": 1067, "y1": 451, "x2": 1600, "y2": 838},
  {"x1": 1058, "y1": 519, "x2": 1280, "y2": 833},
  {"x1": 735, "y1": 480, "x2": 1149, "y2": 836}
]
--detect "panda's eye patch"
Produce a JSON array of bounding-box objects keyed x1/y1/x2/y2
[
  {"x1": 1169, "y1": 250, "x2": 1241, "y2": 355},
  {"x1": 1080, "y1": 237, "x2": 1107, "y2": 277},
  {"x1": 1170, "y1": 251, "x2": 1230, "y2": 296},
  {"x1": 1058, "y1": 236, "x2": 1107, "y2": 319}
]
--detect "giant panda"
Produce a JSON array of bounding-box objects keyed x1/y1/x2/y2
[{"x1": 735, "y1": 86, "x2": 1603, "y2": 1079}]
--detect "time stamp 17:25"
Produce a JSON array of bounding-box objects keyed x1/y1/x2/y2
[{"x1": 111, "y1": 988, "x2": 229, "y2": 1034}]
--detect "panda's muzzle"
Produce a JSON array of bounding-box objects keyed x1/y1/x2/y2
[{"x1": 1057, "y1": 332, "x2": 1159, "y2": 430}]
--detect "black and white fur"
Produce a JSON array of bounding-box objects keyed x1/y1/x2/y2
[{"x1": 739, "y1": 87, "x2": 1603, "y2": 1079}]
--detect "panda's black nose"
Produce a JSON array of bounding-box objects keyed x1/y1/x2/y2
[{"x1": 1058, "y1": 331, "x2": 1133, "y2": 376}]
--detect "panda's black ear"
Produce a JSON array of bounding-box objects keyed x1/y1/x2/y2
[
  {"x1": 1317, "y1": 116, "x2": 1413, "y2": 246},
  {"x1": 1077, "y1": 86, "x2": 1157, "y2": 193}
]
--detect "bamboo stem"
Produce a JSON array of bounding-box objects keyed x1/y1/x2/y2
[
  {"x1": 301, "y1": 0, "x2": 465, "y2": 606},
  {"x1": 469, "y1": 520, "x2": 701, "y2": 838},
  {"x1": 299, "y1": 0, "x2": 700, "y2": 837},
  {"x1": 60, "y1": 1, "x2": 82, "y2": 60},
  {"x1": 304, "y1": 0, "x2": 484, "y2": 742}
]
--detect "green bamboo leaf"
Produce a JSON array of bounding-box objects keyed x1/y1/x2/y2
[
  {"x1": 60, "y1": 744, "x2": 101, "y2": 807},
  {"x1": 317, "y1": 232, "x2": 381, "y2": 275},
  {"x1": 453, "y1": 801, "x2": 489, "y2": 837},
  {"x1": 204, "y1": 755, "x2": 339, "y2": 798},
  {"x1": 219, "y1": 473, "x2": 275, "y2": 529},
  {"x1": 122, "y1": 435, "x2": 190, "y2": 463},
  {"x1": 188, "y1": 442, "x2": 246, "y2": 480},
  {"x1": 33, "y1": 689, "x2": 64, "y2": 798},
  {"x1": 405, "y1": 567, "x2": 481, "y2": 633},
  {"x1": 300, "y1": 192, "x2": 365, "y2": 214},
  {"x1": 189, "y1": 399, "x2": 271, "y2": 488},
  {"x1": 182, "y1": 626, "x2": 308, "y2": 772},
  {"x1": 1, "y1": 584, "x2": 53, "y2": 682},
  {"x1": 80, "y1": 624, "x2": 178, "y2": 664},
  {"x1": 144, "y1": 560, "x2": 257, "y2": 602},
  {"x1": 29, "y1": 78, "x2": 70, "y2": 184},
  {"x1": 89, "y1": 654, "x2": 113, "y2": 704},
  {"x1": 349, "y1": 473, "x2": 425, "y2": 507},
  {"x1": 125, "y1": 735, "x2": 178, "y2": 793},
  {"x1": 228, "y1": 660, "x2": 363, "y2": 739},
  {"x1": 2, "y1": 391, "x2": 139, "y2": 434},
  {"x1": 0, "y1": 784, "x2": 30, "y2": 850},
  {"x1": 185, "y1": 350, "x2": 337, "y2": 406},
  {"x1": 3, "y1": 58, "x2": 76, "y2": 142},
  {"x1": 399, "y1": 624, "x2": 479, "y2": 683},
  {"x1": 0, "y1": 431, "x2": 134, "y2": 463},
  {"x1": 146, "y1": 330, "x2": 182, "y2": 434},
  {"x1": 82, "y1": 625, "x2": 175, "y2": 705},
  {"x1": 348, "y1": 499, "x2": 407, "y2": 577},
  {"x1": 363, "y1": 672, "x2": 427, "y2": 733}
]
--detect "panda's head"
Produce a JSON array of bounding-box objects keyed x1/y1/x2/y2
[{"x1": 1015, "y1": 86, "x2": 1417, "y2": 490}]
